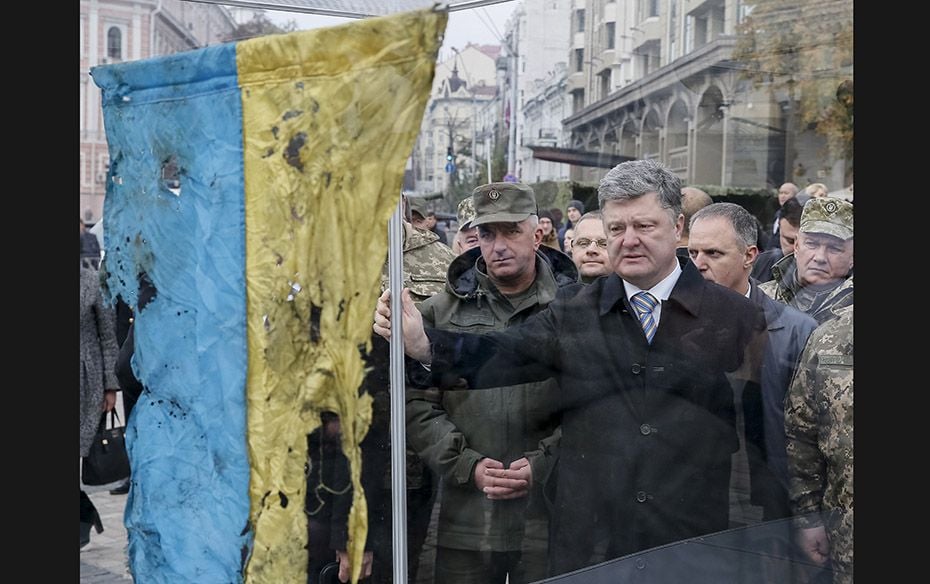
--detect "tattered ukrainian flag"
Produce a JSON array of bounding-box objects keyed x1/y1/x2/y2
[{"x1": 92, "y1": 9, "x2": 446, "y2": 583}]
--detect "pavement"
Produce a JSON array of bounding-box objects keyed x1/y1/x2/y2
[
  {"x1": 77, "y1": 392, "x2": 441, "y2": 583},
  {"x1": 81, "y1": 480, "x2": 132, "y2": 582},
  {"x1": 81, "y1": 396, "x2": 133, "y2": 583},
  {"x1": 78, "y1": 479, "x2": 439, "y2": 584}
]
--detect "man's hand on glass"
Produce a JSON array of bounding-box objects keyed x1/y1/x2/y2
[
  {"x1": 373, "y1": 288, "x2": 431, "y2": 363},
  {"x1": 797, "y1": 525, "x2": 830, "y2": 566}
]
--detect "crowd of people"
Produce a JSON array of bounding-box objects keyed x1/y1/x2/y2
[
  {"x1": 80, "y1": 161, "x2": 853, "y2": 584},
  {"x1": 372, "y1": 161, "x2": 852, "y2": 584}
]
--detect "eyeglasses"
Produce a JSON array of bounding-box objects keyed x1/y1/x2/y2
[{"x1": 573, "y1": 238, "x2": 608, "y2": 249}]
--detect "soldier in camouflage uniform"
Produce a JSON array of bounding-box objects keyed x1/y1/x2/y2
[
  {"x1": 785, "y1": 304, "x2": 853, "y2": 584},
  {"x1": 451, "y1": 196, "x2": 479, "y2": 255},
  {"x1": 309, "y1": 198, "x2": 456, "y2": 583},
  {"x1": 379, "y1": 213, "x2": 456, "y2": 301},
  {"x1": 760, "y1": 197, "x2": 853, "y2": 324}
]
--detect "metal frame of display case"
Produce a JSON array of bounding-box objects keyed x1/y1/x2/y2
[{"x1": 189, "y1": 0, "x2": 513, "y2": 18}]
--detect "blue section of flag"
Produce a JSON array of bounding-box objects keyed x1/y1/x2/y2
[{"x1": 92, "y1": 42, "x2": 252, "y2": 583}]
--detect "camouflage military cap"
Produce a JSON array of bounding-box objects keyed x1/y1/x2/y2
[
  {"x1": 471, "y1": 182, "x2": 537, "y2": 227},
  {"x1": 800, "y1": 196, "x2": 853, "y2": 240},
  {"x1": 456, "y1": 196, "x2": 477, "y2": 229},
  {"x1": 408, "y1": 195, "x2": 429, "y2": 218}
]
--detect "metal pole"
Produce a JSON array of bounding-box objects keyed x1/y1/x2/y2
[
  {"x1": 472, "y1": 95, "x2": 478, "y2": 178},
  {"x1": 486, "y1": 133, "x2": 492, "y2": 182},
  {"x1": 387, "y1": 200, "x2": 408, "y2": 583},
  {"x1": 507, "y1": 21, "x2": 519, "y2": 178}
]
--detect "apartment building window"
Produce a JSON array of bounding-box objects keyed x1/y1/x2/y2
[
  {"x1": 669, "y1": 0, "x2": 679, "y2": 60},
  {"x1": 737, "y1": 0, "x2": 754, "y2": 24},
  {"x1": 690, "y1": 0, "x2": 726, "y2": 49},
  {"x1": 599, "y1": 69, "x2": 612, "y2": 100},
  {"x1": 575, "y1": 48, "x2": 585, "y2": 73},
  {"x1": 606, "y1": 22, "x2": 616, "y2": 49},
  {"x1": 648, "y1": 0, "x2": 660, "y2": 18},
  {"x1": 576, "y1": 9, "x2": 585, "y2": 33},
  {"x1": 572, "y1": 89, "x2": 585, "y2": 113},
  {"x1": 107, "y1": 26, "x2": 123, "y2": 61},
  {"x1": 81, "y1": 153, "x2": 89, "y2": 187},
  {"x1": 684, "y1": 14, "x2": 694, "y2": 53},
  {"x1": 641, "y1": 40, "x2": 661, "y2": 76}
]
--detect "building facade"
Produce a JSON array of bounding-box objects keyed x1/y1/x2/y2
[
  {"x1": 512, "y1": 0, "x2": 574, "y2": 183},
  {"x1": 559, "y1": 0, "x2": 852, "y2": 188},
  {"x1": 80, "y1": 0, "x2": 236, "y2": 224},
  {"x1": 412, "y1": 43, "x2": 501, "y2": 199}
]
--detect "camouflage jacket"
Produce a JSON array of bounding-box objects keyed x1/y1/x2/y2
[
  {"x1": 380, "y1": 221, "x2": 456, "y2": 301},
  {"x1": 785, "y1": 305, "x2": 853, "y2": 575},
  {"x1": 759, "y1": 253, "x2": 853, "y2": 324}
]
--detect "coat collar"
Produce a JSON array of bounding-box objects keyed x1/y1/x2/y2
[
  {"x1": 599, "y1": 258, "x2": 704, "y2": 317},
  {"x1": 447, "y1": 245, "x2": 579, "y2": 300}
]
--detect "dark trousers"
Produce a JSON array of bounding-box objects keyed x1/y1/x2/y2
[
  {"x1": 434, "y1": 547, "x2": 547, "y2": 584},
  {"x1": 80, "y1": 489, "x2": 97, "y2": 523}
]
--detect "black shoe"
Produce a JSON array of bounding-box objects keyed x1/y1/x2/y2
[
  {"x1": 80, "y1": 517, "x2": 103, "y2": 549},
  {"x1": 110, "y1": 478, "x2": 131, "y2": 495},
  {"x1": 80, "y1": 490, "x2": 104, "y2": 533},
  {"x1": 80, "y1": 491, "x2": 104, "y2": 549}
]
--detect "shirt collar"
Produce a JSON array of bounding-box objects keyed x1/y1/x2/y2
[{"x1": 621, "y1": 261, "x2": 682, "y2": 303}]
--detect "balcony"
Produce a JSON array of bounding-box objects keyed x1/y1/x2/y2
[
  {"x1": 566, "y1": 70, "x2": 585, "y2": 93},
  {"x1": 668, "y1": 146, "x2": 689, "y2": 175},
  {"x1": 631, "y1": 17, "x2": 662, "y2": 51}
]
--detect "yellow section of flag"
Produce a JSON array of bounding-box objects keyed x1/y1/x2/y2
[{"x1": 237, "y1": 8, "x2": 447, "y2": 583}]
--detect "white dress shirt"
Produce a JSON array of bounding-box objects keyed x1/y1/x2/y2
[{"x1": 622, "y1": 261, "x2": 683, "y2": 328}]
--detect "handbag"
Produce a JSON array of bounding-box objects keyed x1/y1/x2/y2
[{"x1": 82, "y1": 410, "x2": 130, "y2": 486}]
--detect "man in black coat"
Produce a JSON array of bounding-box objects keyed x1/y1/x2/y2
[
  {"x1": 374, "y1": 160, "x2": 767, "y2": 577},
  {"x1": 752, "y1": 196, "x2": 803, "y2": 284}
]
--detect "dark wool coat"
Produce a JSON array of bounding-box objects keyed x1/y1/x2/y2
[{"x1": 80, "y1": 267, "x2": 120, "y2": 456}]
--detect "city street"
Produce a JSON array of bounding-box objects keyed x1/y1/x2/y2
[
  {"x1": 80, "y1": 482, "x2": 132, "y2": 582},
  {"x1": 81, "y1": 393, "x2": 132, "y2": 583}
]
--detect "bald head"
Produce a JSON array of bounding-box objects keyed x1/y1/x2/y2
[
  {"x1": 778, "y1": 182, "x2": 799, "y2": 206},
  {"x1": 679, "y1": 186, "x2": 713, "y2": 244}
]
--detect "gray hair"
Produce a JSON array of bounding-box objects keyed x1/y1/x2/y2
[
  {"x1": 573, "y1": 210, "x2": 603, "y2": 230},
  {"x1": 598, "y1": 159, "x2": 683, "y2": 221},
  {"x1": 779, "y1": 182, "x2": 799, "y2": 197},
  {"x1": 690, "y1": 202, "x2": 758, "y2": 248}
]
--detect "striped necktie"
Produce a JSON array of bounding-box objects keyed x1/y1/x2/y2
[{"x1": 631, "y1": 292, "x2": 659, "y2": 344}]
